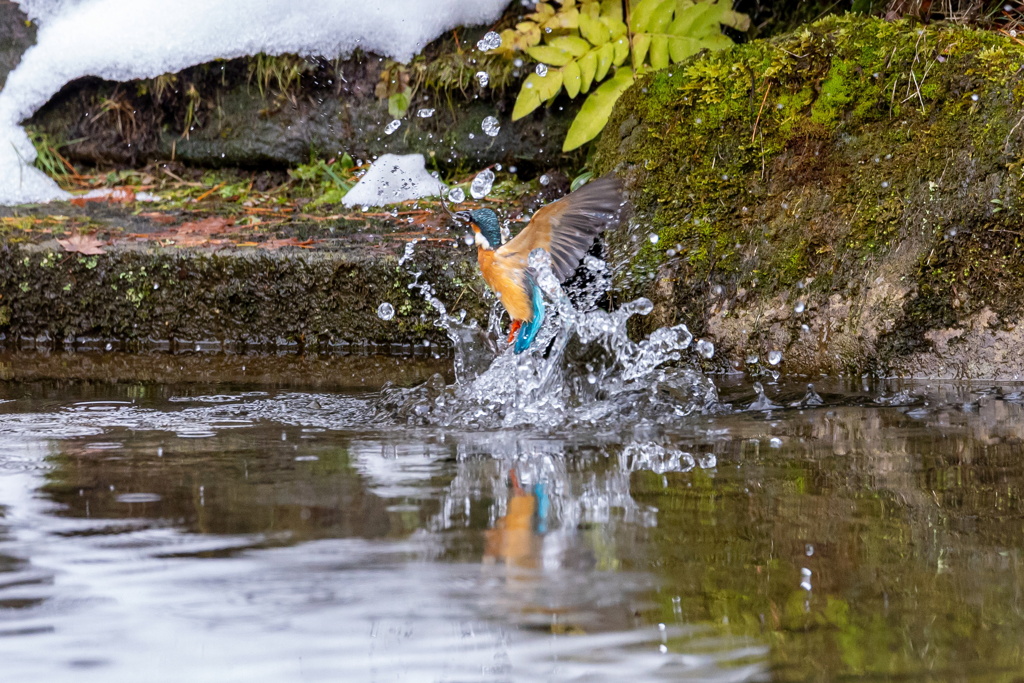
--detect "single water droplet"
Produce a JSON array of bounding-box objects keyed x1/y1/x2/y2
[
  {"x1": 513, "y1": 58, "x2": 524, "y2": 68},
  {"x1": 481, "y1": 115, "x2": 501, "y2": 137},
  {"x1": 470, "y1": 169, "x2": 495, "y2": 199},
  {"x1": 971, "y1": 93, "x2": 979, "y2": 101},
  {"x1": 477, "y1": 31, "x2": 502, "y2": 51},
  {"x1": 769, "y1": 437, "x2": 782, "y2": 448},
  {"x1": 794, "y1": 300, "x2": 805, "y2": 313},
  {"x1": 697, "y1": 453, "x2": 717, "y2": 468},
  {"x1": 448, "y1": 187, "x2": 465, "y2": 203},
  {"x1": 535, "y1": 63, "x2": 548, "y2": 77},
  {"x1": 696, "y1": 339, "x2": 714, "y2": 359},
  {"x1": 475, "y1": 71, "x2": 490, "y2": 87},
  {"x1": 649, "y1": 233, "x2": 659, "y2": 244},
  {"x1": 384, "y1": 119, "x2": 401, "y2": 135},
  {"x1": 746, "y1": 354, "x2": 759, "y2": 365},
  {"x1": 767, "y1": 350, "x2": 782, "y2": 365},
  {"x1": 538, "y1": 174, "x2": 550, "y2": 186},
  {"x1": 377, "y1": 303, "x2": 395, "y2": 321},
  {"x1": 417, "y1": 108, "x2": 435, "y2": 118}
]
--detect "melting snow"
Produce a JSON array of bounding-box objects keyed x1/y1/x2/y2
[
  {"x1": 341, "y1": 153, "x2": 445, "y2": 207},
  {"x1": 0, "y1": 0, "x2": 510, "y2": 204}
]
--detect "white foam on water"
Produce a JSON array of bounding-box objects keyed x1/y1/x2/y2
[{"x1": 0, "y1": 0, "x2": 510, "y2": 204}]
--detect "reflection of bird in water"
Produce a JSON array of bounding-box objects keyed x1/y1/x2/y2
[
  {"x1": 447, "y1": 175, "x2": 624, "y2": 353},
  {"x1": 483, "y1": 469, "x2": 550, "y2": 568}
]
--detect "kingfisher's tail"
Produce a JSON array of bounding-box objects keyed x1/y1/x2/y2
[{"x1": 513, "y1": 273, "x2": 545, "y2": 354}]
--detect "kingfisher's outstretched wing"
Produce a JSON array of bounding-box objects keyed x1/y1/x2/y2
[{"x1": 496, "y1": 175, "x2": 624, "y2": 282}]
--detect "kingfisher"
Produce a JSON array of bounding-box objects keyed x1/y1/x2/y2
[{"x1": 448, "y1": 174, "x2": 624, "y2": 353}]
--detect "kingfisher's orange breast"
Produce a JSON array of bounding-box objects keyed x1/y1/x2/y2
[{"x1": 477, "y1": 247, "x2": 533, "y2": 321}]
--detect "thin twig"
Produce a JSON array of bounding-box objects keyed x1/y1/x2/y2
[{"x1": 751, "y1": 82, "x2": 773, "y2": 143}]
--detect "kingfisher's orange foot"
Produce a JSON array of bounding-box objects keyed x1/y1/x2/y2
[{"x1": 507, "y1": 320, "x2": 522, "y2": 344}]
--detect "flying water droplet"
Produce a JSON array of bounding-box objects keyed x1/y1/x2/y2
[
  {"x1": 384, "y1": 120, "x2": 401, "y2": 135},
  {"x1": 481, "y1": 116, "x2": 501, "y2": 137},
  {"x1": 447, "y1": 187, "x2": 465, "y2": 203},
  {"x1": 767, "y1": 350, "x2": 782, "y2": 365},
  {"x1": 477, "y1": 31, "x2": 502, "y2": 51},
  {"x1": 696, "y1": 339, "x2": 714, "y2": 359},
  {"x1": 376, "y1": 303, "x2": 395, "y2": 321},
  {"x1": 475, "y1": 71, "x2": 490, "y2": 87},
  {"x1": 769, "y1": 437, "x2": 783, "y2": 448},
  {"x1": 794, "y1": 300, "x2": 805, "y2": 314},
  {"x1": 470, "y1": 169, "x2": 495, "y2": 199},
  {"x1": 535, "y1": 63, "x2": 548, "y2": 77},
  {"x1": 696, "y1": 453, "x2": 717, "y2": 469},
  {"x1": 417, "y1": 108, "x2": 435, "y2": 118},
  {"x1": 649, "y1": 233, "x2": 659, "y2": 244},
  {"x1": 538, "y1": 174, "x2": 551, "y2": 186}
]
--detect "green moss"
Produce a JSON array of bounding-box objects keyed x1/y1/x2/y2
[
  {"x1": 0, "y1": 245, "x2": 486, "y2": 350},
  {"x1": 595, "y1": 14, "x2": 1024, "y2": 344}
]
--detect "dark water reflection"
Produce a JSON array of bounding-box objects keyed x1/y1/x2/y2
[{"x1": 3, "y1": 364, "x2": 1024, "y2": 681}]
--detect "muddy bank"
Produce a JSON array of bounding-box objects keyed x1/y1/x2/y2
[{"x1": 596, "y1": 14, "x2": 1024, "y2": 379}]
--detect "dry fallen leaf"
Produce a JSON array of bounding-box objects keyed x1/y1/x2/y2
[
  {"x1": 57, "y1": 233, "x2": 106, "y2": 255},
  {"x1": 69, "y1": 186, "x2": 136, "y2": 207},
  {"x1": 174, "y1": 216, "x2": 234, "y2": 234},
  {"x1": 139, "y1": 212, "x2": 178, "y2": 225}
]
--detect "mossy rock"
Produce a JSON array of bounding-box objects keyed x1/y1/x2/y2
[
  {"x1": 595, "y1": 13, "x2": 1024, "y2": 379},
  {"x1": 0, "y1": 239, "x2": 486, "y2": 354}
]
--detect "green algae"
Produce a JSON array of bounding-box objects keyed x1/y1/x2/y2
[
  {"x1": 594, "y1": 14, "x2": 1024, "y2": 369},
  {"x1": 0, "y1": 243, "x2": 486, "y2": 352}
]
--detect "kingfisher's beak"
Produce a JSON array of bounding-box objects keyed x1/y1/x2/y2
[{"x1": 440, "y1": 193, "x2": 468, "y2": 227}]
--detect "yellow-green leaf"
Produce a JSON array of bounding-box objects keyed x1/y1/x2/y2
[
  {"x1": 629, "y1": 0, "x2": 666, "y2": 33},
  {"x1": 549, "y1": 35, "x2": 592, "y2": 57},
  {"x1": 579, "y1": 11, "x2": 610, "y2": 45},
  {"x1": 648, "y1": 0, "x2": 676, "y2": 33},
  {"x1": 526, "y1": 45, "x2": 576, "y2": 66},
  {"x1": 562, "y1": 60, "x2": 582, "y2": 98},
  {"x1": 513, "y1": 71, "x2": 564, "y2": 120},
  {"x1": 631, "y1": 33, "x2": 652, "y2": 67},
  {"x1": 578, "y1": 50, "x2": 598, "y2": 93},
  {"x1": 612, "y1": 36, "x2": 629, "y2": 65},
  {"x1": 595, "y1": 42, "x2": 614, "y2": 82},
  {"x1": 723, "y1": 9, "x2": 751, "y2": 32},
  {"x1": 541, "y1": 70, "x2": 564, "y2": 103},
  {"x1": 544, "y1": 7, "x2": 579, "y2": 30},
  {"x1": 602, "y1": 16, "x2": 628, "y2": 38},
  {"x1": 668, "y1": 35, "x2": 702, "y2": 63},
  {"x1": 650, "y1": 35, "x2": 669, "y2": 70},
  {"x1": 669, "y1": 1, "x2": 720, "y2": 39},
  {"x1": 512, "y1": 75, "x2": 545, "y2": 120},
  {"x1": 600, "y1": 0, "x2": 623, "y2": 22},
  {"x1": 563, "y1": 68, "x2": 635, "y2": 151}
]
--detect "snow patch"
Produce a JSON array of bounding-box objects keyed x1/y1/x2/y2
[
  {"x1": 0, "y1": 0, "x2": 510, "y2": 205},
  {"x1": 342, "y1": 154, "x2": 445, "y2": 208}
]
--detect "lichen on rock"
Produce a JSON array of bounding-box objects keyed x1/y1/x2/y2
[{"x1": 595, "y1": 14, "x2": 1024, "y2": 378}]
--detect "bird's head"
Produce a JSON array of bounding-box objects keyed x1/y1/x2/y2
[{"x1": 453, "y1": 208, "x2": 501, "y2": 250}]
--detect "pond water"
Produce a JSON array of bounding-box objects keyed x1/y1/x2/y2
[{"x1": 3, "y1": 350, "x2": 1024, "y2": 682}]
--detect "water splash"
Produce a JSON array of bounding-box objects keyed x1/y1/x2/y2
[
  {"x1": 476, "y1": 31, "x2": 502, "y2": 51},
  {"x1": 379, "y1": 250, "x2": 718, "y2": 428},
  {"x1": 481, "y1": 116, "x2": 501, "y2": 137},
  {"x1": 470, "y1": 169, "x2": 495, "y2": 199}
]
